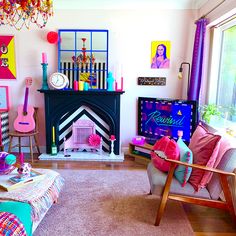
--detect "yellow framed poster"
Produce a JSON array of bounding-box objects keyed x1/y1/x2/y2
[{"x1": 0, "y1": 35, "x2": 16, "y2": 80}]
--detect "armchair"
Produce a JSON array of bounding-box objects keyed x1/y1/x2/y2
[{"x1": 147, "y1": 143, "x2": 236, "y2": 226}]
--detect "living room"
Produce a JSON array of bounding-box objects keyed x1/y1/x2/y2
[{"x1": 0, "y1": 0, "x2": 236, "y2": 235}]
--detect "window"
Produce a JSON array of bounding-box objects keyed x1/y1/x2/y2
[{"x1": 207, "y1": 17, "x2": 236, "y2": 130}]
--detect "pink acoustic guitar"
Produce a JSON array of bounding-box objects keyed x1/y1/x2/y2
[{"x1": 14, "y1": 78, "x2": 35, "y2": 133}]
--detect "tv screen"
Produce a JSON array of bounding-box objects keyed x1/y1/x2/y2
[{"x1": 138, "y1": 97, "x2": 198, "y2": 145}]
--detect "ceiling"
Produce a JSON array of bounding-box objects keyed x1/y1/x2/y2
[{"x1": 54, "y1": 0, "x2": 209, "y2": 10}]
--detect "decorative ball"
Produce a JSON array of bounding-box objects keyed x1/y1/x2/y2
[
  {"x1": 0, "y1": 152, "x2": 16, "y2": 175},
  {"x1": 47, "y1": 31, "x2": 58, "y2": 44},
  {"x1": 88, "y1": 134, "x2": 101, "y2": 147},
  {"x1": 17, "y1": 163, "x2": 32, "y2": 178}
]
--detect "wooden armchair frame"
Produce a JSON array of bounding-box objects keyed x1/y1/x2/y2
[{"x1": 155, "y1": 158, "x2": 236, "y2": 226}]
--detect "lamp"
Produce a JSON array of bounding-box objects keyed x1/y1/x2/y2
[
  {"x1": 178, "y1": 62, "x2": 191, "y2": 94},
  {"x1": 0, "y1": 0, "x2": 53, "y2": 30}
]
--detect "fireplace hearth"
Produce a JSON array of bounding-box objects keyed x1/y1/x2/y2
[{"x1": 39, "y1": 90, "x2": 124, "y2": 155}]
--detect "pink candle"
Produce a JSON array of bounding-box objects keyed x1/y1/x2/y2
[
  {"x1": 42, "y1": 52, "x2": 47, "y2": 64},
  {"x1": 19, "y1": 152, "x2": 24, "y2": 165}
]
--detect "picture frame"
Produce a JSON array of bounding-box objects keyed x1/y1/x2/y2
[
  {"x1": 0, "y1": 35, "x2": 17, "y2": 80},
  {"x1": 0, "y1": 86, "x2": 9, "y2": 112}
]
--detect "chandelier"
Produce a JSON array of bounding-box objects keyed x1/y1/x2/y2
[{"x1": 0, "y1": 0, "x2": 53, "y2": 30}]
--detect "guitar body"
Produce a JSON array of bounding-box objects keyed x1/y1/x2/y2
[{"x1": 14, "y1": 105, "x2": 35, "y2": 133}]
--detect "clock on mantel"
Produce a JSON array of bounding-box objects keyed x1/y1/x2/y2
[{"x1": 48, "y1": 72, "x2": 69, "y2": 90}]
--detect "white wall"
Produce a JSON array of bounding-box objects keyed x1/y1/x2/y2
[{"x1": 0, "y1": 8, "x2": 197, "y2": 150}]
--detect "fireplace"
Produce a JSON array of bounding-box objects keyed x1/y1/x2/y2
[{"x1": 39, "y1": 90, "x2": 124, "y2": 155}]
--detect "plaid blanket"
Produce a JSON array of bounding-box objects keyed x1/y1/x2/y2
[
  {"x1": 0, "y1": 212, "x2": 27, "y2": 236},
  {"x1": 0, "y1": 169, "x2": 64, "y2": 221}
]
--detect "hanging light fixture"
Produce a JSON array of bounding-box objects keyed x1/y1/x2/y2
[{"x1": 0, "y1": 0, "x2": 53, "y2": 30}]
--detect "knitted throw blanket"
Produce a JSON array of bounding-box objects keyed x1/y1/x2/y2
[{"x1": 0, "y1": 169, "x2": 64, "y2": 221}]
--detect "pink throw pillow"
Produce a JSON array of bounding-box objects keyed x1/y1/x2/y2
[
  {"x1": 151, "y1": 136, "x2": 180, "y2": 172},
  {"x1": 188, "y1": 125, "x2": 221, "y2": 191}
]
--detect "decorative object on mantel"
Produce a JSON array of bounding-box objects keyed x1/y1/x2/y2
[
  {"x1": 115, "y1": 76, "x2": 124, "y2": 91},
  {"x1": 0, "y1": 0, "x2": 53, "y2": 30},
  {"x1": 41, "y1": 52, "x2": 49, "y2": 90},
  {"x1": 48, "y1": 72, "x2": 69, "y2": 90},
  {"x1": 107, "y1": 72, "x2": 115, "y2": 91},
  {"x1": 137, "y1": 77, "x2": 166, "y2": 86}
]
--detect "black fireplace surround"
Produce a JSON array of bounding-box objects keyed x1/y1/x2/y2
[{"x1": 39, "y1": 90, "x2": 124, "y2": 155}]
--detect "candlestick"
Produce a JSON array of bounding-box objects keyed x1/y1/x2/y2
[
  {"x1": 42, "y1": 52, "x2": 47, "y2": 64},
  {"x1": 52, "y1": 126, "x2": 55, "y2": 143},
  {"x1": 51, "y1": 126, "x2": 57, "y2": 156},
  {"x1": 115, "y1": 76, "x2": 123, "y2": 91},
  {"x1": 41, "y1": 62, "x2": 49, "y2": 90},
  {"x1": 19, "y1": 152, "x2": 24, "y2": 165}
]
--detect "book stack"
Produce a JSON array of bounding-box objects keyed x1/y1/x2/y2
[{"x1": 132, "y1": 146, "x2": 151, "y2": 159}]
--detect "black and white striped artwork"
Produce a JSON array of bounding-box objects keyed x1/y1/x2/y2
[
  {"x1": 0, "y1": 112, "x2": 9, "y2": 147},
  {"x1": 58, "y1": 105, "x2": 110, "y2": 152},
  {"x1": 60, "y1": 62, "x2": 107, "y2": 89}
]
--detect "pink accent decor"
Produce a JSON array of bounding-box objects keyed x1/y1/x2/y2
[
  {"x1": 151, "y1": 136, "x2": 180, "y2": 172},
  {"x1": 42, "y1": 52, "x2": 47, "y2": 64},
  {"x1": 132, "y1": 136, "x2": 145, "y2": 145},
  {"x1": 13, "y1": 105, "x2": 35, "y2": 133},
  {"x1": 64, "y1": 119, "x2": 102, "y2": 155},
  {"x1": 110, "y1": 135, "x2": 116, "y2": 141},
  {"x1": 115, "y1": 76, "x2": 124, "y2": 91},
  {"x1": 73, "y1": 81, "x2": 78, "y2": 91},
  {"x1": 89, "y1": 134, "x2": 101, "y2": 146},
  {"x1": 188, "y1": 124, "x2": 221, "y2": 191},
  {"x1": 47, "y1": 31, "x2": 58, "y2": 44},
  {"x1": 19, "y1": 153, "x2": 24, "y2": 165}
]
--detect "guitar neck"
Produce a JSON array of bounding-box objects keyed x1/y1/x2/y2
[{"x1": 23, "y1": 87, "x2": 29, "y2": 114}]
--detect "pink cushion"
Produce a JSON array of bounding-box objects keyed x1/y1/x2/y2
[
  {"x1": 151, "y1": 136, "x2": 180, "y2": 172},
  {"x1": 188, "y1": 124, "x2": 221, "y2": 191}
]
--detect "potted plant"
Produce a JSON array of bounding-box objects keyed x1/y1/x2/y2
[
  {"x1": 228, "y1": 106, "x2": 236, "y2": 122},
  {"x1": 200, "y1": 104, "x2": 222, "y2": 124}
]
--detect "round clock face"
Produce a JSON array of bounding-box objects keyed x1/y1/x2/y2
[{"x1": 48, "y1": 73, "x2": 69, "y2": 89}]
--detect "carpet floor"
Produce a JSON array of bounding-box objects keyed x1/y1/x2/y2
[{"x1": 34, "y1": 169, "x2": 194, "y2": 236}]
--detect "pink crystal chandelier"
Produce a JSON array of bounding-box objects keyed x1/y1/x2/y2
[{"x1": 0, "y1": 0, "x2": 53, "y2": 30}]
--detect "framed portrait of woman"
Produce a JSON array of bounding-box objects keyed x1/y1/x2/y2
[
  {"x1": 0, "y1": 86, "x2": 9, "y2": 112},
  {"x1": 151, "y1": 41, "x2": 171, "y2": 69}
]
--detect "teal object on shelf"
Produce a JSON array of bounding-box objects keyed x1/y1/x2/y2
[
  {"x1": 41, "y1": 63, "x2": 49, "y2": 90},
  {"x1": 107, "y1": 72, "x2": 115, "y2": 91}
]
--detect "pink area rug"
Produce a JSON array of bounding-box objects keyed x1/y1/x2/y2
[{"x1": 34, "y1": 169, "x2": 194, "y2": 236}]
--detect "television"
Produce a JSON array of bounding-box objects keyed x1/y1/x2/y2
[{"x1": 138, "y1": 97, "x2": 198, "y2": 145}]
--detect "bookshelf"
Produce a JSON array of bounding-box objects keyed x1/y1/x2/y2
[{"x1": 128, "y1": 143, "x2": 153, "y2": 166}]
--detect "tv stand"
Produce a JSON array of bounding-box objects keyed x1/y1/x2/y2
[{"x1": 128, "y1": 143, "x2": 153, "y2": 166}]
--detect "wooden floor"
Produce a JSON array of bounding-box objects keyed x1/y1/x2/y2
[{"x1": 26, "y1": 154, "x2": 236, "y2": 235}]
